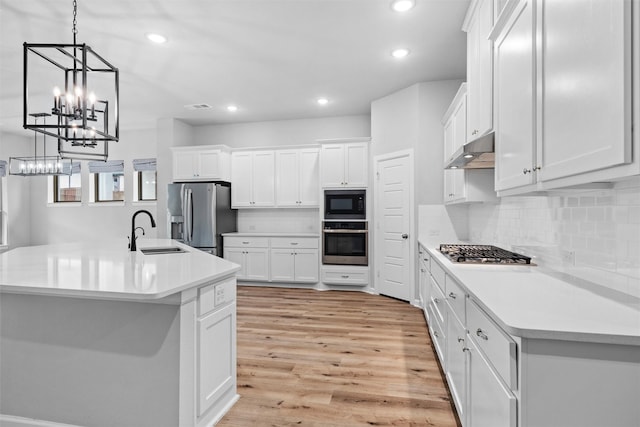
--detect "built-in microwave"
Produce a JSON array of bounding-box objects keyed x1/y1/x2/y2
[{"x1": 324, "y1": 189, "x2": 366, "y2": 220}]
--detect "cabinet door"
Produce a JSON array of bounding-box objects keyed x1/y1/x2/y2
[
  {"x1": 444, "y1": 117, "x2": 455, "y2": 164},
  {"x1": 270, "y1": 249, "x2": 295, "y2": 282},
  {"x1": 344, "y1": 143, "x2": 368, "y2": 187},
  {"x1": 539, "y1": 0, "x2": 631, "y2": 181},
  {"x1": 245, "y1": 248, "x2": 269, "y2": 281},
  {"x1": 467, "y1": 0, "x2": 493, "y2": 141},
  {"x1": 452, "y1": 95, "x2": 467, "y2": 154},
  {"x1": 198, "y1": 303, "x2": 236, "y2": 417},
  {"x1": 446, "y1": 311, "x2": 467, "y2": 425},
  {"x1": 320, "y1": 144, "x2": 345, "y2": 187},
  {"x1": 293, "y1": 249, "x2": 319, "y2": 282},
  {"x1": 251, "y1": 151, "x2": 275, "y2": 207},
  {"x1": 275, "y1": 150, "x2": 299, "y2": 207},
  {"x1": 231, "y1": 152, "x2": 253, "y2": 207},
  {"x1": 468, "y1": 338, "x2": 516, "y2": 427},
  {"x1": 298, "y1": 148, "x2": 319, "y2": 206},
  {"x1": 444, "y1": 169, "x2": 466, "y2": 204},
  {"x1": 494, "y1": 0, "x2": 536, "y2": 191},
  {"x1": 224, "y1": 248, "x2": 246, "y2": 280},
  {"x1": 198, "y1": 150, "x2": 221, "y2": 179},
  {"x1": 173, "y1": 151, "x2": 197, "y2": 180}
]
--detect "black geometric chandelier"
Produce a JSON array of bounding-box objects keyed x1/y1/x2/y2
[{"x1": 23, "y1": 0, "x2": 119, "y2": 161}]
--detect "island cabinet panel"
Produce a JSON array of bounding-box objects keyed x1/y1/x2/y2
[{"x1": 197, "y1": 302, "x2": 236, "y2": 418}]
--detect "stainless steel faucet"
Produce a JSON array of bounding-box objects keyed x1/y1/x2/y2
[{"x1": 129, "y1": 210, "x2": 156, "y2": 251}]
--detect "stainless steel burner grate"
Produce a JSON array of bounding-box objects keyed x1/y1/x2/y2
[{"x1": 439, "y1": 244, "x2": 532, "y2": 264}]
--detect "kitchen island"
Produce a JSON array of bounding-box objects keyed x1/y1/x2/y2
[{"x1": 0, "y1": 239, "x2": 240, "y2": 427}]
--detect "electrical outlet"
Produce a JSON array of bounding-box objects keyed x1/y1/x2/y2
[
  {"x1": 215, "y1": 285, "x2": 225, "y2": 306},
  {"x1": 248, "y1": 225, "x2": 256, "y2": 231},
  {"x1": 562, "y1": 250, "x2": 575, "y2": 266}
]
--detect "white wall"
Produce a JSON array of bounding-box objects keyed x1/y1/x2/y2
[
  {"x1": 467, "y1": 178, "x2": 640, "y2": 297},
  {"x1": 0, "y1": 132, "x2": 33, "y2": 249},
  {"x1": 193, "y1": 115, "x2": 370, "y2": 149},
  {"x1": 27, "y1": 127, "x2": 158, "y2": 245}
]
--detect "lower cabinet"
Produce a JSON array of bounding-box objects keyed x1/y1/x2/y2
[
  {"x1": 446, "y1": 311, "x2": 468, "y2": 425},
  {"x1": 197, "y1": 302, "x2": 236, "y2": 418},
  {"x1": 321, "y1": 265, "x2": 370, "y2": 286},
  {"x1": 224, "y1": 247, "x2": 269, "y2": 281},
  {"x1": 467, "y1": 336, "x2": 517, "y2": 427}
]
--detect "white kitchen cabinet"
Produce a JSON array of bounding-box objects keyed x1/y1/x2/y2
[
  {"x1": 224, "y1": 237, "x2": 270, "y2": 281},
  {"x1": 197, "y1": 301, "x2": 236, "y2": 418},
  {"x1": 442, "y1": 84, "x2": 496, "y2": 204},
  {"x1": 418, "y1": 245, "x2": 430, "y2": 318},
  {"x1": 269, "y1": 237, "x2": 319, "y2": 283},
  {"x1": 171, "y1": 146, "x2": 231, "y2": 182},
  {"x1": 446, "y1": 311, "x2": 468, "y2": 427},
  {"x1": 321, "y1": 265, "x2": 370, "y2": 286},
  {"x1": 275, "y1": 148, "x2": 319, "y2": 207},
  {"x1": 493, "y1": 0, "x2": 536, "y2": 192},
  {"x1": 464, "y1": 0, "x2": 493, "y2": 142},
  {"x1": 492, "y1": 0, "x2": 636, "y2": 195},
  {"x1": 320, "y1": 142, "x2": 368, "y2": 188},
  {"x1": 467, "y1": 336, "x2": 516, "y2": 427},
  {"x1": 231, "y1": 151, "x2": 275, "y2": 208}
]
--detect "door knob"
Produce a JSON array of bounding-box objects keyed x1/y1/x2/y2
[{"x1": 401, "y1": 234, "x2": 408, "y2": 239}]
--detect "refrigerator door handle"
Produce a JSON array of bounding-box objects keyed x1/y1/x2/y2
[
  {"x1": 186, "y1": 189, "x2": 194, "y2": 243},
  {"x1": 181, "y1": 186, "x2": 188, "y2": 243}
]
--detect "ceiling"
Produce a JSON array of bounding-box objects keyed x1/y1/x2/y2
[{"x1": 0, "y1": 0, "x2": 469, "y2": 136}]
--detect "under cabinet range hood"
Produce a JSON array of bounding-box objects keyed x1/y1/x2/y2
[{"x1": 445, "y1": 131, "x2": 495, "y2": 169}]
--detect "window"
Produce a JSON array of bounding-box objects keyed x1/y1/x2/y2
[
  {"x1": 53, "y1": 163, "x2": 82, "y2": 202},
  {"x1": 132, "y1": 158, "x2": 157, "y2": 201},
  {"x1": 88, "y1": 160, "x2": 125, "y2": 202}
]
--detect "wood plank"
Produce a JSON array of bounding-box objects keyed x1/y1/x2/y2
[{"x1": 218, "y1": 286, "x2": 461, "y2": 427}]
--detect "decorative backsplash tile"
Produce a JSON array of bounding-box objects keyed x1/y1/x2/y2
[{"x1": 467, "y1": 179, "x2": 640, "y2": 297}]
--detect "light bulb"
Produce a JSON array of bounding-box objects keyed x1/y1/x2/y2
[
  {"x1": 19, "y1": 163, "x2": 26, "y2": 170},
  {"x1": 74, "y1": 86, "x2": 83, "y2": 97},
  {"x1": 391, "y1": 0, "x2": 415, "y2": 12},
  {"x1": 53, "y1": 87, "x2": 61, "y2": 97},
  {"x1": 88, "y1": 92, "x2": 96, "y2": 105},
  {"x1": 66, "y1": 92, "x2": 74, "y2": 104}
]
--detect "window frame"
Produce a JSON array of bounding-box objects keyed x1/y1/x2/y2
[
  {"x1": 136, "y1": 170, "x2": 157, "y2": 202},
  {"x1": 53, "y1": 173, "x2": 82, "y2": 203},
  {"x1": 93, "y1": 171, "x2": 125, "y2": 203}
]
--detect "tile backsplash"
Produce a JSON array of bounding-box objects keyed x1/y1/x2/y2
[
  {"x1": 237, "y1": 209, "x2": 320, "y2": 234},
  {"x1": 467, "y1": 178, "x2": 640, "y2": 297}
]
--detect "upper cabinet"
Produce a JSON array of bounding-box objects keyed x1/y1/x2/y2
[
  {"x1": 491, "y1": 0, "x2": 637, "y2": 195},
  {"x1": 320, "y1": 141, "x2": 369, "y2": 188},
  {"x1": 275, "y1": 148, "x2": 320, "y2": 207},
  {"x1": 464, "y1": 0, "x2": 494, "y2": 142},
  {"x1": 231, "y1": 150, "x2": 275, "y2": 208},
  {"x1": 171, "y1": 146, "x2": 231, "y2": 182}
]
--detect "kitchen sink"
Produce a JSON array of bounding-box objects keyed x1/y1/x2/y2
[{"x1": 140, "y1": 246, "x2": 188, "y2": 255}]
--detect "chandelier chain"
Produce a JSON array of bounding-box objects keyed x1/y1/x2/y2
[{"x1": 72, "y1": 0, "x2": 78, "y2": 35}]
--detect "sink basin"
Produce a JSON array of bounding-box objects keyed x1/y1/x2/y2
[{"x1": 140, "y1": 246, "x2": 188, "y2": 255}]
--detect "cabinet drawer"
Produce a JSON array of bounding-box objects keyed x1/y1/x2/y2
[
  {"x1": 224, "y1": 236, "x2": 269, "y2": 248},
  {"x1": 199, "y1": 277, "x2": 236, "y2": 316},
  {"x1": 419, "y1": 247, "x2": 430, "y2": 272},
  {"x1": 321, "y1": 266, "x2": 369, "y2": 285},
  {"x1": 446, "y1": 276, "x2": 466, "y2": 324},
  {"x1": 427, "y1": 304, "x2": 446, "y2": 366},
  {"x1": 270, "y1": 237, "x2": 319, "y2": 249},
  {"x1": 468, "y1": 298, "x2": 517, "y2": 390},
  {"x1": 430, "y1": 276, "x2": 446, "y2": 325},
  {"x1": 430, "y1": 259, "x2": 446, "y2": 293}
]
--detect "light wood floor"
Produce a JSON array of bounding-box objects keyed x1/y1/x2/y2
[{"x1": 218, "y1": 286, "x2": 460, "y2": 427}]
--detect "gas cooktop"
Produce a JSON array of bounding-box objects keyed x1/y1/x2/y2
[{"x1": 439, "y1": 244, "x2": 532, "y2": 265}]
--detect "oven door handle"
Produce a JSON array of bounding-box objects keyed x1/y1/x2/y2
[{"x1": 323, "y1": 229, "x2": 368, "y2": 234}]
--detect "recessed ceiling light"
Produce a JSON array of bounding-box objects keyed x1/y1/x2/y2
[
  {"x1": 391, "y1": 0, "x2": 415, "y2": 12},
  {"x1": 451, "y1": 166, "x2": 459, "y2": 169},
  {"x1": 391, "y1": 48, "x2": 410, "y2": 59},
  {"x1": 463, "y1": 154, "x2": 475, "y2": 159},
  {"x1": 317, "y1": 98, "x2": 329, "y2": 106},
  {"x1": 226, "y1": 105, "x2": 238, "y2": 112},
  {"x1": 146, "y1": 33, "x2": 167, "y2": 44}
]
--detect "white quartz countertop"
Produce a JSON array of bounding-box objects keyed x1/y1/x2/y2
[
  {"x1": 422, "y1": 242, "x2": 640, "y2": 346},
  {"x1": 223, "y1": 232, "x2": 320, "y2": 238},
  {"x1": 0, "y1": 239, "x2": 240, "y2": 301}
]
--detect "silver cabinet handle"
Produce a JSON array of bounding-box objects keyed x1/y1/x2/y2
[
  {"x1": 434, "y1": 331, "x2": 439, "y2": 338},
  {"x1": 434, "y1": 298, "x2": 440, "y2": 304},
  {"x1": 457, "y1": 337, "x2": 464, "y2": 343},
  {"x1": 401, "y1": 233, "x2": 408, "y2": 239},
  {"x1": 523, "y1": 168, "x2": 532, "y2": 175},
  {"x1": 341, "y1": 275, "x2": 349, "y2": 278},
  {"x1": 290, "y1": 242, "x2": 299, "y2": 245},
  {"x1": 420, "y1": 268, "x2": 425, "y2": 273},
  {"x1": 463, "y1": 347, "x2": 470, "y2": 353},
  {"x1": 448, "y1": 292, "x2": 457, "y2": 299},
  {"x1": 242, "y1": 241, "x2": 250, "y2": 244},
  {"x1": 476, "y1": 328, "x2": 488, "y2": 340}
]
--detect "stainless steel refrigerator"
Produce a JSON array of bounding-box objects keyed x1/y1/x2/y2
[{"x1": 167, "y1": 182, "x2": 237, "y2": 256}]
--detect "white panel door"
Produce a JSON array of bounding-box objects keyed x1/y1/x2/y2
[
  {"x1": 539, "y1": 0, "x2": 631, "y2": 181},
  {"x1": 320, "y1": 144, "x2": 345, "y2": 187},
  {"x1": 298, "y1": 148, "x2": 319, "y2": 206},
  {"x1": 494, "y1": 0, "x2": 536, "y2": 191},
  {"x1": 198, "y1": 151, "x2": 221, "y2": 179},
  {"x1": 224, "y1": 248, "x2": 246, "y2": 280},
  {"x1": 198, "y1": 303, "x2": 236, "y2": 417},
  {"x1": 293, "y1": 249, "x2": 319, "y2": 282},
  {"x1": 245, "y1": 248, "x2": 269, "y2": 281},
  {"x1": 344, "y1": 143, "x2": 368, "y2": 188},
  {"x1": 251, "y1": 151, "x2": 275, "y2": 207},
  {"x1": 231, "y1": 152, "x2": 253, "y2": 207},
  {"x1": 275, "y1": 150, "x2": 299, "y2": 207},
  {"x1": 375, "y1": 152, "x2": 412, "y2": 302},
  {"x1": 270, "y1": 249, "x2": 295, "y2": 282}
]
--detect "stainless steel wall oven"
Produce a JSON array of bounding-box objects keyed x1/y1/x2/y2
[{"x1": 322, "y1": 221, "x2": 368, "y2": 266}]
